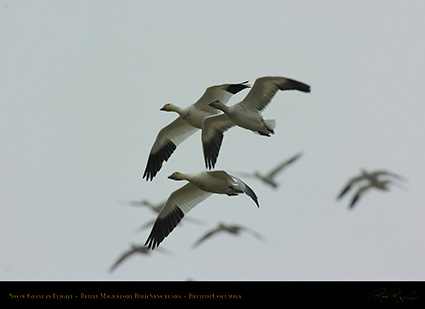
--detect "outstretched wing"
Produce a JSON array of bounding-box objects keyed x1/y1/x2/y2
[
  {"x1": 267, "y1": 152, "x2": 302, "y2": 178},
  {"x1": 201, "y1": 114, "x2": 235, "y2": 169},
  {"x1": 143, "y1": 117, "x2": 198, "y2": 181},
  {"x1": 371, "y1": 170, "x2": 407, "y2": 182},
  {"x1": 241, "y1": 226, "x2": 265, "y2": 241},
  {"x1": 240, "y1": 76, "x2": 310, "y2": 112},
  {"x1": 109, "y1": 245, "x2": 149, "y2": 272},
  {"x1": 145, "y1": 183, "x2": 212, "y2": 249},
  {"x1": 349, "y1": 184, "x2": 373, "y2": 209},
  {"x1": 337, "y1": 174, "x2": 366, "y2": 199}
]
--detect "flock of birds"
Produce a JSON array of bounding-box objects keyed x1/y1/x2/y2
[{"x1": 110, "y1": 75, "x2": 406, "y2": 272}]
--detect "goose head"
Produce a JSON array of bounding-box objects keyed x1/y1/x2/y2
[
  {"x1": 168, "y1": 171, "x2": 187, "y2": 181},
  {"x1": 217, "y1": 222, "x2": 226, "y2": 229},
  {"x1": 160, "y1": 103, "x2": 178, "y2": 112},
  {"x1": 141, "y1": 199, "x2": 150, "y2": 206},
  {"x1": 208, "y1": 100, "x2": 227, "y2": 112}
]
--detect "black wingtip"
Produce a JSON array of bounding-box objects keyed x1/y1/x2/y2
[
  {"x1": 142, "y1": 141, "x2": 177, "y2": 181},
  {"x1": 337, "y1": 184, "x2": 351, "y2": 200},
  {"x1": 246, "y1": 184, "x2": 260, "y2": 208},
  {"x1": 204, "y1": 143, "x2": 217, "y2": 169},
  {"x1": 288, "y1": 152, "x2": 303, "y2": 164},
  {"x1": 283, "y1": 78, "x2": 311, "y2": 93},
  {"x1": 142, "y1": 170, "x2": 155, "y2": 181},
  {"x1": 205, "y1": 157, "x2": 216, "y2": 170},
  {"x1": 225, "y1": 81, "x2": 250, "y2": 94},
  {"x1": 202, "y1": 131, "x2": 223, "y2": 170},
  {"x1": 144, "y1": 207, "x2": 184, "y2": 250},
  {"x1": 349, "y1": 195, "x2": 360, "y2": 209}
]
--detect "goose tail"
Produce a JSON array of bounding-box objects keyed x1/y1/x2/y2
[{"x1": 264, "y1": 119, "x2": 276, "y2": 134}]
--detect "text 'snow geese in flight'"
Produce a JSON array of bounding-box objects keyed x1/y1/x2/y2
[
  {"x1": 337, "y1": 169, "x2": 406, "y2": 209},
  {"x1": 144, "y1": 170, "x2": 259, "y2": 249},
  {"x1": 201, "y1": 76, "x2": 310, "y2": 169},
  {"x1": 142, "y1": 82, "x2": 250, "y2": 180}
]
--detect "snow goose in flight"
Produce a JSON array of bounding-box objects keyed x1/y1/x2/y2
[
  {"x1": 202, "y1": 76, "x2": 310, "y2": 169},
  {"x1": 142, "y1": 81, "x2": 250, "y2": 180},
  {"x1": 239, "y1": 152, "x2": 302, "y2": 188},
  {"x1": 144, "y1": 170, "x2": 259, "y2": 249},
  {"x1": 337, "y1": 169, "x2": 406, "y2": 209},
  {"x1": 109, "y1": 243, "x2": 169, "y2": 272},
  {"x1": 192, "y1": 222, "x2": 264, "y2": 248},
  {"x1": 125, "y1": 199, "x2": 163, "y2": 213}
]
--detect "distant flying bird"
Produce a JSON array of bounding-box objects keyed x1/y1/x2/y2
[
  {"x1": 109, "y1": 244, "x2": 169, "y2": 272},
  {"x1": 192, "y1": 222, "x2": 265, "y2": 248},
  {"x1": 142, "y1": 81, "x2": 250, "y2": 180},
  {"x1": 337, "y1": 169, "x2": 406, "y2": 209},
  {"x1": 238, "y1": 152, "x2": 302, "y2": 188},
  {"x1": 123, "y1": 199, "x2": 206, "y2": 230},
  {"x1": 144, "y1": 170, "x2": 259, "y2": 249},
  {"x1": 126, "y1": 199, "x2": 163, "y2": 213},
  {"x1": 202, "y1": 76, "x2": 310, "y2": 169}
]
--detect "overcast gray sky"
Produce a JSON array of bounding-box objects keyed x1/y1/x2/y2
[{"x1": 1, "y1": 0, "x2": 425, "y2": 281}]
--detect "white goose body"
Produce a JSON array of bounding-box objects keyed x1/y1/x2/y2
[
  {"x1": 251, "y1": 153, "x2": 302, "y2": 188},
  {"x1": 142, "y1": 81, "x2": 250, "y2": 180},
  {"x1": 220, "y1": 103, "x2": 273, "y2": 135},
  {"x1": 169, "y1": 171, "x2": 247, "y2": 196},
  {"x1": 144, "y1": 170, "x2": 259, "y2": 249}
]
